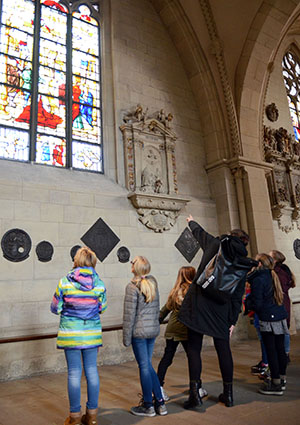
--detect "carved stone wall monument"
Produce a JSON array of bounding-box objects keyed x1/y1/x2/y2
[
  {"x1": 263, "y1": 125, "x2": 300, "y2": 232},
  {"x1": 120, "y1": 105, "x2": 189, "y2": 232}
]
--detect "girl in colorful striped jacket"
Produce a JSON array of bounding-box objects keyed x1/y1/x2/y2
[{"x1": 51, "y1": 246, "x2": 107, "y2": 425}]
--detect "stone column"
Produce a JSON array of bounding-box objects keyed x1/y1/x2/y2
[{"x1": 165, "y1": 138, "x2": 176, "y2": 194}]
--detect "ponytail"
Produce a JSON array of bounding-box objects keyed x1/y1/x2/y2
[
  {"x1": 271, "y1": 270, "x2": 284, "y2": 305},
  {"x1": 256, "y1": 253, "x2": 284, "y2": 305},
  {"x1": 131, "y1": 256, "x2": 156, "y2": 303}
]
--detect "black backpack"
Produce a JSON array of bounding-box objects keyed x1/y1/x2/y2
[{"x1": 196, "y1": 237, "x2": 256, "y2": 304}]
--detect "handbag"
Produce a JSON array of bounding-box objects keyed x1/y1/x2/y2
[{"x1": 196, "y1": 237, "x2": 255, "y2": 304}]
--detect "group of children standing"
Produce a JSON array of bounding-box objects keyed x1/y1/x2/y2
[{"x1": 51, "y1": 218, "x2": 296, "y2": 425}]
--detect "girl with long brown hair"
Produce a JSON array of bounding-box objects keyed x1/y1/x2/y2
[
  {"x1": 157, "y1": 266, "x2": 208, "y2": 401},
  {"x1": 246, "y1": 253, "x2": 288, "y2": 396},
  {"x1": 269, "y1": 249, "x2": 296, "y2": 363}
]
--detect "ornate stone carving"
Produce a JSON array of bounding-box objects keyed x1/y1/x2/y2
[
  {"x1": 120, "y1": 106, "x2": 189, "y2": 232},
  {"x1": 128, "y1": 192, "x2": 189, "y2": 232},
  {"x1": 263, "y1": 126, "x2": 297, "y2": 161},
  {"x1": 263, "y1": 125, "x2": 300, "y2": 232},
  {"x1": 265, "y1": 103, "x2": 279, "y2": 122}
]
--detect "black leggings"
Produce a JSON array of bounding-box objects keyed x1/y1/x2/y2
[
  {"x1": 187, "y1": 328, "x2": 233, "y2": 383},
  {"x1": 157, "y1": 339, "x2": 188, "y2": 386},
  {"x1": 260, "y1": 332, "x2": 287, "y2": 379}
]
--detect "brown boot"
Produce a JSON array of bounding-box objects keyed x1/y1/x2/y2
[
  {"x1": 64, "y1": 412, "x2": 81, "y2": 425},
  {"x1": 81, "y1": 408, "x2": 98, "y2": 425}
]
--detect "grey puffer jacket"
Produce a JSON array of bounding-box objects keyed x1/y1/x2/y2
[{"x1": 123, "y1": 276, "x2": 160, "y2": 347}]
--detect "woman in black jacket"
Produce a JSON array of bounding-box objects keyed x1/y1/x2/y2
[
  {"x1": 246, "y1": 253, "x2": 288, "y2": 395},
  {"x1": 179, "y1": 216, "x2": 253, "y2": 408}
]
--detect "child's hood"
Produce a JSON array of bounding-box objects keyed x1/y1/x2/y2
[{"x1": 67, "y1": 267, "x2": 98, "y2": 291}]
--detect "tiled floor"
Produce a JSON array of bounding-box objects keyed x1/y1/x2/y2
[{"x1": 0, "y1": 334, "x2": 299, "y2": 425}]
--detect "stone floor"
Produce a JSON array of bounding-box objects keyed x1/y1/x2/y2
[{"x1": 0, "y1": 334, "x2": 299, "y2": 425}]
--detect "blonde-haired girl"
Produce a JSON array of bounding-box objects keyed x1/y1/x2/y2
[
  {"x1": 156, "y1": 266, "x2": 207, "y2": 401},
  {"x1": 123, "y1": 256, "x2": 167, "y2": 417},
  {"x1": 246, "y1": 253, "x2": 288, "y2": 396},
  {"x1": 51, "y1": 246, "x2": 107, "y2": 425}
]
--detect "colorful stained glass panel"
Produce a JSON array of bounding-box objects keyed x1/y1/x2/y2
[
  {"x1": 41, "y1": 0, "x2": 68, "y2": 13},
  {"x1": 2, "y1": 0, "x2": 35, "y2": 34},
  {"x1": 39, "y1": 39, "x2": 66, "y2": 71},
  {"x1": 72, "y1": 8, "x2": 99, "y2": 56},
  {"x1": 0, "y1": 83, "x2": 32, "y2": 130},
  {"x1": 72, "y1": 108, "x2": 101, "y2": 143},
  {"x1": 283, "y1": 51, "x2": 300, "y2": 142},
  {"x1": 73, "y1": 5, "x2": 98, "y2": 26},
  {"x1": 72, "y1": 51, "x2": 99, "y2": 81},
  {"x1": 0, "y1": 0, "x2": 102, "y2": 171},
  {"x1": 72, "y1": 141, "x2": 102, "y2": 171},
  {"x1": 0, "y1": 127, "x2": 29, "y2": 161},
  {"x1": 36, "y1": 95, "x2": 65, "y2": 137},
  {"x1": 36, "y1": 133, "x2": 66, "y2": 166},
  {"x1": 290, "y1": 109, "x2": 298, "y2": 127},
  {"x1": 293, "y1": 127, "x2": 300, "y2": 142},
  {"x1": 40, "y1": 3, "x2": 67, "y2": 45},
  {"x1": 72, "y1": 75, "x2": 100, "y2": 109}
]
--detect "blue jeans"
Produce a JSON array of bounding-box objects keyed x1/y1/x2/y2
[
  {"x1": 64, "y1": 348, "x2": 99, "y2": 412},
  {"x1": 254, "y1": 315, "x2": 268, "y2": 365},
  {"x1": 132, "y1": 338, "x2": 163, "y2": 407},
  {"x1": 284, "y1": 333, "x2": 290, "y2": 354}
]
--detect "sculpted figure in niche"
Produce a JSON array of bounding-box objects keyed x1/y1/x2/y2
[
  {"x1": 275, "y1": 128, "x2": 292, "y2": 154},
  {"x1": 265, "y1": 103, "x2": 279, "y2": 122},
  {"x1": 264, "y1": 127, "x2": 277, "y2": 151},
  {"x1": 141, "y1": 146, "x2": 163, "y2": 193},
  {"x1": 277, "y1": 184, "x2": 289, "y2": 203},
  {"x1": 293, "y1": 140, "x2": 300, "y2": 157}
]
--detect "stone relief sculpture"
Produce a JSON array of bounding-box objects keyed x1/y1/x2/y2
[
  {"x1": 123, "y1": 103, "x2": 148, "y2": 124},
  {"x1": 140, "y1": 146, "x2": 163, "y2": 193},
  {"x1": 265, "y1": 103, "x2": 279, "y2": 122},
  {"x1": 263, "y1": 125, "x2": 300, "y2": 232},
  {"x1": 120, "y1": 105, "x2": 189, "y2": 232}
]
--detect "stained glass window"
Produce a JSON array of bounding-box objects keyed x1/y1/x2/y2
[
  {"x1": 282, "y1": 50, "x2": 300, "y2": 147},
  {"x1": 0, "y1": 0, "x2": 102, "y2": 172}
]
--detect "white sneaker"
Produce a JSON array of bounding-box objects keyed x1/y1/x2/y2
[
  {"x1": 160, "y1": 386, "x2": 170, "y2": 401},
  {"x1": 199, "y1": 387, "x2": 208, "y2": 398}
]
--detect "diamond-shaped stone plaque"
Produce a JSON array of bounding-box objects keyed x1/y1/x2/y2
[
  {"x1": 175, "y1": 227, "x2": 200, "y2": 262},
  {"x1": 81, "y1": 218, "x2": 120, "y2": 262}
]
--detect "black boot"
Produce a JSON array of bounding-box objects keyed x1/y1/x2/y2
[
  {"x1": 218, "y1": 382, "x2": 233, "y2": 407},
  {"x1": 183, "y1": 380, "x2": 203, "y2": 409}
]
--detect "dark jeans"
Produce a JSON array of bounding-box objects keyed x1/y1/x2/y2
[
  {"x1": 187, "y1": 328, "x2": 233, "y2": 383},
  {"x1": 260, "y1": 332, "x2": 287, "y2": 379},
  {"x1": 157, "y1": 338, "x2": 188, "y2": 386},
  {"x1": 132, "y1": 337, "x2": 163, "y2": 407}
]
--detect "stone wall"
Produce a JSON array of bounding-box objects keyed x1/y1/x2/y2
[
  {"x1": 0, "y1": 0, "x2": 220, "y2": 380},
  {"x1": 263, "y1": 35, "x2": 300, "y2": 320}
]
